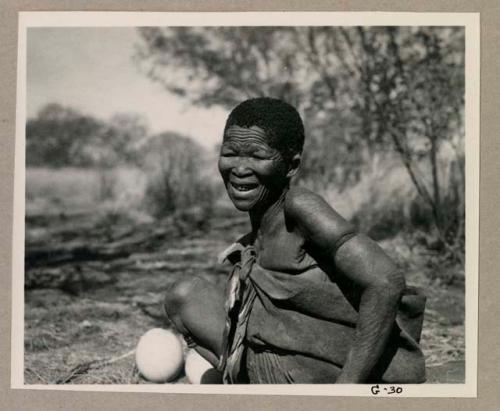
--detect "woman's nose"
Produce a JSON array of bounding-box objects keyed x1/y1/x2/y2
[{"x1": 232, "y1": 161, "x2": 253, "y2": 177}]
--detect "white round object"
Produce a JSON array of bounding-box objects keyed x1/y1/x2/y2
[
  {"x1": 185, "y1": 349, "x2": 222, "y2": 384},
  {"x1": 135, "y1": 328, "x2": 184, "y2": 383}
]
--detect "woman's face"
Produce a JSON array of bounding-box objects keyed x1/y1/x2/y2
[{"x1": 218, "y1": 125, "x2": 289, "y2": 212}]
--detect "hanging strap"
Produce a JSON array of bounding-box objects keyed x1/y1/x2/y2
[{"x1": 218, "y1": 245, "x2": 258, "y2": 383}]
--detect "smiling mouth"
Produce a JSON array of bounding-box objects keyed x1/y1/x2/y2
[{"x1": 230, "y1": 182, "x2": 259, "y2": 192}]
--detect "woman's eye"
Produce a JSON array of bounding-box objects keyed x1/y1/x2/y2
[{"x1": 252, "y1": 152, "x2": 270, "y2": 160}]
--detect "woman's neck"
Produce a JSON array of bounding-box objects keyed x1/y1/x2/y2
[{"x1": 249, "y1": 188, "x2": 288, "y2": 237}]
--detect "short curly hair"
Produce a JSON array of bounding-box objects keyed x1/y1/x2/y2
[{"x1": 223, "y1": 98, "x2": 305, "y2": 162}]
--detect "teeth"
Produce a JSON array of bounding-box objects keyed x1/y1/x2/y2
[{"x1": 232, "y1": 183, "x2": 256, "y2": 192}]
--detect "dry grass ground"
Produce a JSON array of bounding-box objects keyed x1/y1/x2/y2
[
  {"x1": 380, "y1": 237, "x2": 465, "y2": 383},
  {"x1": 24, "y1": 208, "x2": 240, "y2": 384},
  {"x1": 23, "y1": 213, "x2": 465, "y2": 385}
]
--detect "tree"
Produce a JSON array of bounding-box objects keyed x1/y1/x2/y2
[
  {"x1": 26, "y1": 103, "x2": 103, "y2": 167},
  {"x1": 27, "y1": 104, "x2": 150, "y2": 200},
  {"x1": 27, "y1": 105, "x2": 149, "y2": 168},
  {"x1": 338, "y1": 27, "x2": 465, "y2": 253}
]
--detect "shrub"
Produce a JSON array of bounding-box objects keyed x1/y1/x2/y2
[{"x1": 138, "y1": 132, "x2": 217, "y2": 219}]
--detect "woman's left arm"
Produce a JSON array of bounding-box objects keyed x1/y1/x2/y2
[
  {"x1": 285, "y1": 187, "x2": 405, "y2": 383},
  {"x1": 333, "y1": 234, "x2": 405, "y2": 383}
]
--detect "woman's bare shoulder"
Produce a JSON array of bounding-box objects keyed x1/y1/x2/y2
[
  {"x1": 285, "y1": 186, "x2": 327, "y2": 211},
  {"x1": 284, "y1": 186, "x2": 355, "y2": 246},
  {"x1": 284, "y1": 186, "x2": 347, "y2": 224}
]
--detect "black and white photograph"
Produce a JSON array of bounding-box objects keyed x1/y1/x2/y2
[{"x1": 12, "y1": 12, "x2": 479, "y2": 396}]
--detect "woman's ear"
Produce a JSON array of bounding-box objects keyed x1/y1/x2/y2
[{"x1": 287, "y1": 153, "x2": 301, "y2": 179}]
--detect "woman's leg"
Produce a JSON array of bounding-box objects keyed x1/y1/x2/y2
[{"x1": 163, "y1": 276, "x2": 226, "y2": 368}]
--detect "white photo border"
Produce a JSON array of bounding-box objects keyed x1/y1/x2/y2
[{"x1": 12, "y1": 11, "x2": 480, "y2": 397}]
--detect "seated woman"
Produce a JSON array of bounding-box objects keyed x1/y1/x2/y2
[{"x1": 164, "y1": 97, "x2": 426, "y2": 384}]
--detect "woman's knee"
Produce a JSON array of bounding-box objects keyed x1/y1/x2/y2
[
  {"x1": 163, "y1": 276, "x2": 207, "y2": 326},
  {"x1": 164, "y1": 276, "x2": 226, "y2": 356}
]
